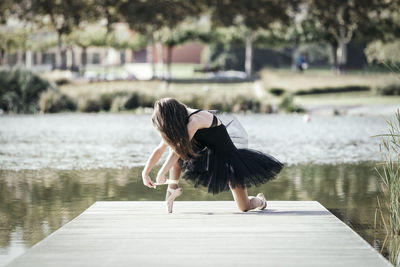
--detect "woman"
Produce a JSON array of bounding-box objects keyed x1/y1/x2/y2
[{"x1": 142, "y1": 98, "x2": 284, "y2": 213}]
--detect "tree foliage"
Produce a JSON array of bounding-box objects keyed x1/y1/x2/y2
[
  {"x1": 0, "y1": 0, "x2": 399, "y2": 71},
  {"x1": 118, "y1": 0, "x2": 204, "y2": 34}
]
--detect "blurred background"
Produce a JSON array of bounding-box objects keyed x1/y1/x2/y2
[{"x1": 0, "y1": 0, "x2": 400, "y2": 266}]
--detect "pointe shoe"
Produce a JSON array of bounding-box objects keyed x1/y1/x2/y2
[
  {"x1": 166, "y1": 187, "x2": 183, "y2": 213},
  {"x1": 256, "y1": 193, "x2": 267, "y2": 210}
]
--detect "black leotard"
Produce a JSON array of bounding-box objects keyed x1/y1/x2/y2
[{"x1": 181, "y1": 109, "x2": 284, "y2": 194}]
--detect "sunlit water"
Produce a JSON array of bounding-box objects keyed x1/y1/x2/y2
[
  {"x1": 0, "y1": 113, "x2": 389, "y2": 170},
  {"x1": 0, "y1": 113, "x2": 394, "y2": 266}
]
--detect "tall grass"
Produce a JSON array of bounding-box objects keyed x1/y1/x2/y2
[{"x1": 374, "y1": 108, "x2": 400, "y2": 265}]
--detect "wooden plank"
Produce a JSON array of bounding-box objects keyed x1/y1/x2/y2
[{"x1": 6, "y1": 201, "x2": 393, "y2": 267}]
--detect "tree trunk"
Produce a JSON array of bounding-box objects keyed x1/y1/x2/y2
[
  {"x1": 336, "y1": 25, "x2": 348, "y2": 71},
  {"x1": 70, "y1": 46, "x2": 76, "y2": 71},
  {"x1": 147, "y1": 31, "x2": 155, "y2": 79},
  {"x1": 60, "y1": 48, "x2": 67, "y2": 70},
  {"x1": 81, "y1": 46, "x2": 87, "y2": 74},
  {"x1": 56, "y1": 33, "x2": 63, "y2": 69},
  {"x1": 55, "y1": 31, "x2": 67, "y2": 70},
  {"x1": 331, "y1": 42, "x2": 338, "y2": 72},
  {"x1": 291, "y1": 42, "x2": 299, "y2": 72},
  {"x1": 167, "y1": 45, "x2": 173, "y2": 79},
  {"x1": 245, "y1": 31, "x2": 254, "y2": 78},
  {"x1": 36, "y1": 51, "x2": 43, "y2": 65},
  {"x1": 25, "y1": 50, "x2": 32, "y2": 68},
  {"x1": 156, "y1": 42, "x2": 164, "y2": 79},
  {"x1": 17, "y1": 49, "x2": 23, "y2": 65},
  {"x1": 0, "y1": 49, "x2": 6, "y2": 65}
]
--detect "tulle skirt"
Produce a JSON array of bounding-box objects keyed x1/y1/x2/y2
[{"x1": 180, "y1": 110, "x2": 284, "y2": 194}]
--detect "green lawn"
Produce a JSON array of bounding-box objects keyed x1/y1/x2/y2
[{"x1": 260, "y1": 68, "x2": 400, "y2": 93}]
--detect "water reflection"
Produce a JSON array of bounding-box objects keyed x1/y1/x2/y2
[{"x1": 0, "y1": 162, "x2": 388, "y2": 264}]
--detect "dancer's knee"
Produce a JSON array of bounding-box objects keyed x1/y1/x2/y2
[
  {"x1": 236, "y1": 202, "x2": 251, "y2": 212},
  {"x1": 238, "y1": 207, "x2": 249, "y2": 212}
]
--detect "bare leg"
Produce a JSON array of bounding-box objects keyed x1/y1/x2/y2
[
  {"x1": 165, "y1": 161, "x2": 183, "y2": 213},
  {"x1": 229, "y1": 182, "x2": 263, "y2": 212}
]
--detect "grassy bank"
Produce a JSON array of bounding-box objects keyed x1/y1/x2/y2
[
  {"x1": 54, "y1": 72, "x2": 400, "y2": 114},
  {"x1": 2, "y1": 66, "x2": 399, "y2": 114},
  {"x1": 58, "y1": 81, "x2": 271, "y2": 113},
  {"x1": 260, "y1": 68, "x2": 400, "y2": 114}
]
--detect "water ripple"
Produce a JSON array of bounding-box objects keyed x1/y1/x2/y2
[{"x1": 0, "y1": 113, "x2": 391, "y2": 170}]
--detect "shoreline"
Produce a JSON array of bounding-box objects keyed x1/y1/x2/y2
[{"x1": 1, "y1": 102, "x2": 397, "y2": 117}]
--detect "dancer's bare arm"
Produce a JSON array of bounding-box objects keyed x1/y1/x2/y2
[
  {"x1": 156, "y1": 118, "x2": 203, "y2": 183},
  {"x1": 142, "y1": 140, "x2": 168, "y2": 188}
]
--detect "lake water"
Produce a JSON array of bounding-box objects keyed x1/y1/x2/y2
[
  {"x1": 0, "y1": 113, "x2": 394, "y2": 266},
  {"x1": 0, "y1": 113, "x2": 388, "y2": 170}
]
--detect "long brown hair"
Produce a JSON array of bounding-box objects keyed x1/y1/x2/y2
[{"x1": 151, "y1": 98, "x2": 197, "y2": 160}]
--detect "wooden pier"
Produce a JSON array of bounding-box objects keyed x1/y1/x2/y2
[{"x1": 6, "y1": 201, "x2": 392, "y2": 267}]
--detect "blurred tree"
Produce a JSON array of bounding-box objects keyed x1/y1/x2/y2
[
  {"x1": 207, "y1": 0, "x2": 299, "y2": 77},
  {"x1": 91, "y1": 0, "x2": 125, "y2": 73},
  {"x1": 69, "y1": 23, "x2": 146, "y2": 72},
  {"x1": 363, "y1": 2, "x2": 400, "y2": 67},
  {"x1": 305, "y1": 0, "x2": 396, "y2": 71},
  {"x1": 365, "y1": 39, "x2": 400, "y2": 65},
  {"x1": 0, "y1": 0, "x2": 23, "y2": 23},
  {"x1": 93, "y1": 0, "x2": 123, "y2": 34},
  {"x1": 277, "y1": 3, "x2": 320, "y2": 70},
  {"x1": 28, "y1": 0, "x2": 97, "y2": 69},
  {"x1": 119, "y1": 0, "x2": 204, "y2": 79},
  {"x1": 0, "y1": 29, "x2": 28, "y2": 65},
  {"x1": 0, "y1": 0, "x2": 21, "y2": 64},
  {"x1": 68, "y1": 25, "x2": 107, "y2": 72},
  {"x1": 158, "y1": 20, "x2": 212, "y2": 78}
]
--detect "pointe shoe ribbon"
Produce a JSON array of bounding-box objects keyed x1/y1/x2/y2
[
  {"x1": 153, "y1": 179, "x2": 179, "y2": 188},
  {"x1": 256, "y1": 193, "x2": 267, "y2": 210}
]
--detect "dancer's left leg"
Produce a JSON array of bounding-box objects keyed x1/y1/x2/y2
[{"x1": 229, "y1": 183, "x2": 263, "y2": 212}]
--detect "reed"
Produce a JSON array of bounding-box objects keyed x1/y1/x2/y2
[{"x1": 373, "y1": 108, "x2": 400, "y2": 265}]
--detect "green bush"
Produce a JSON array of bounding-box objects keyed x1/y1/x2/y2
[
  {"x1": 124, "y1": 92, "x2": 141, "y2": 109},
  {"x1": 54, "y1": 78, "x2": 71, "y2": 86},
  {"x1": 278, "y1": 94, "x2": 305, "y2": 113},
  {"x1": 124, "y1": 92, "x2": 156, "y2": 110},
  {"x1": 183, "y1": 94, "x2": 271, "y2": 113},
  {"x1": 183, "y1": 95, "x2": 205, "y2": 109},
  {"x1": 79, "y1": 98, "x2": 102, "y2": 112},
  {"x1": 376, "y1": 83, "x2": 400, "y2": 96},
  {"x1": 0, "y1": 67, "x2": 56, "y2": 113},
  {"x1": 100, "y1": 93, "x2": 114, "y2": 111},
  {"x1": 208, "y1": 99, "x2": 232, "y2": 112},
  {"x1": 110, "y1": 96, "x2": 129, "y2": 112},
  {"x1": 39, "y1": 90, "x2": 76, "y2": 113},
  {"x1": 269, "y1": 87, "x2": 285, "y2": 96},
  {"x1": 232, "y1": 95, "x2": 261, "y2": 112}
]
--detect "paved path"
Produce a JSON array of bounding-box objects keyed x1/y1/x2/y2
[{"x1": 6, "y1": 201, "x2": 393, "y2": 267}]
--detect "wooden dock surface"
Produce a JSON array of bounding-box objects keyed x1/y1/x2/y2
[{"x1": 6, "y1": 201, "x2": 392, "y2": 267}]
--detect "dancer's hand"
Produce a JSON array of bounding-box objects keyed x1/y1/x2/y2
[
  {"x1": 142, "y1": 172, "x2": 155, "y2": 188},
  {"x1": 156, "y1": 172, "x2": 167, "y2": 185}
]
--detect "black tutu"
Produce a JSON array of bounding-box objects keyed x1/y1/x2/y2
[{"x1": 180, "y1": 110, "x2": 284, "y2": 195}]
